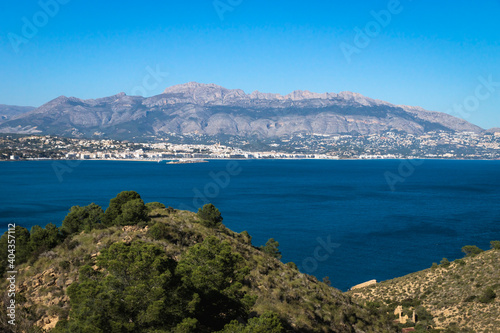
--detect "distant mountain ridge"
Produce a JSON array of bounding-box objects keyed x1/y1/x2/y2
[
  {"x1": 0, "y1": 82, "x2": 484, "y2": 139},
  {"x1": 0, "y1": 104, "x2": 35, "y2": 122}
]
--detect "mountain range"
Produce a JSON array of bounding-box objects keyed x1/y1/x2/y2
[
  {"x1": 0, "y1": 82, "x2": 484, "y2": 140},
  {"x1": 0, "y1": 104, "x2": 35, "y2": 122}
]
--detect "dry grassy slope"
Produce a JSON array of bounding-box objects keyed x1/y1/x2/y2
[
  {"x1": 4, "y1": 208, "x2": 397, "y2": 333},
  {"x1": 347, "y1": 250, "x2": 500, "y2": 333}
]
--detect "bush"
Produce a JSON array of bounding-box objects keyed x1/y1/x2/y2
[
  {"x1": 491, "y1": 240, "x2": 500, "y2": 250},
  {"x1": 461, "y1": 245, "x2": 484, "y2": 257},
  {"x1": 478, "y1": 287, "x2": 496, "y2": 303},
  {"x1": 322, "y1": 276, "x2": 332, "y2": 286},
  {"x1": 148, "y1": 222, "x2": 171, "y2": 240},
  {"x1": 66, "y1": 241, "x2": 183, "y2": 332},
  {"x1": 29, "y1": 223, "x2": 64, "y2": 259},
  {"x1": 197, "y1": 203, "x2": 223, "y2": 228},
  {"x1": 260, "y1": 238, "x2": 282, "y2": 259},
  {"x1": 440, "y1": 258, "x2": 450, "y2": 267},
  {"x1": 102, "y1": 191, "x2": 143, "y2": 226},
  {"x1": 240, "y1": 231, "x2": 252, "y2": 245},
  {"x1": 146, "y1": 202, "x2": 166, "y2": 212},
  {"x1": 454, "y1": 259, "x2": 466, "y2": 266},
  {"x1": 114, "y1": 198, "x2": 149, "y2": 225},
  {"x1": 0, "y1": 226, "x2": 31, "y2": 276},
  {"x1": 176, "y1": 236, "x2": 251, "y2": 330},
  {"x1": 59, "y1": 260, "x2": 71, "y2": 270},
  {"x1": 431, "y1": 262, "x2": 438, "y2": 269},
  {"x1": 61, "y1": 203, "x2": 104, "y2": 235},
  {"x1": 463, "y1": 295, "x2": 476, "y2": 302}
]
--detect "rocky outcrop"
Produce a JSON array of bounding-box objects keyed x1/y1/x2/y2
[{"x1": 0, "y1": 83, "x2": 483, "y2": 139}]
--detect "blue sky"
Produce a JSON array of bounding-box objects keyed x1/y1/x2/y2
[{"x1": 1, "y1": 0, "x2": 499, "y2": 128}]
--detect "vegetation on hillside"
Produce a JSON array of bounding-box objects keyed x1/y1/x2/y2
[
  {"x1": 348, "y1": 243, "x2": 500, "y2": 333},
  {"x1": 0, "y1": 191, "x2": 398, "y2": 333}
]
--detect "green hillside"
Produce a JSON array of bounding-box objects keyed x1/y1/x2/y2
[{"x1": 0, "y1": 191, "x2": 397, "y2": 333}]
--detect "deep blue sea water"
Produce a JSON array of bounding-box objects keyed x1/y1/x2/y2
[{"x1": 1, "y1": 159, "x2": 499, "y2": 291}]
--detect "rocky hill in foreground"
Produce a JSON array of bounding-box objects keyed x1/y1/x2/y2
[
  {"x1": 0, "y1": 82, "x2": 482, "y2": 140},
  {"x1": 2, "y1": 192, "x2": 497, "y2": 332},
  {"x1": 348, "y1": 246, "x2": 500, "y2": 333},
  {"x1": 0, "y1": 192, "x2": 397, "y2": 333}
]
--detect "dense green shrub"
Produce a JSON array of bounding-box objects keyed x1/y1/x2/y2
[
  {"x1": 240, "y1": 230, "x2": 252, "y2": 245},
  {"x1": 260, "y1": 238, "x2": 281, "y2": 259},
  {"x1": 61, "y1": 203, "x2": 104, "y2": 235},
  {"x1": 197, "y1": 204, "x2": 223, "y2": 228},
  {"x1": 146, "y1": 202, "x2": 166, "y2": 212},
  {"x1": 58, "y1": 236, "x2": 254, "y2": 333},
  {"x1": 102, "y1": 191, "x2": 147, "y2": 226},
  {"x1": 440, "y1": 258, "x2": 450, "y2": 267},
  {"x1": 114, "y1": 198, "x2": 149, "y2": 225},
  {"x1": 0, "y1": 226, "x2": 31, "y2": 277},
  {"x1": 29, "y1": 223, "x2": 64, "y2": 261},
  {"x1": 176, "y1": 236, "x2": 253, "y2": 330},
  {"x1": 148, "y1": 222, "x2": 171, "y2": 240},
  {"x1": 59, "y1": 260, "x2": 71, "y2": 270},
  {"x1": 478, "y1": 287, "x2": 496, "y2": 303},
  {"x1": 491, "y1": 240, "x2": 500, "y2": 250},
  {"x1": 461, "y1": 245, "x2": 484, "y2": 257},
  {"x1": 61, "y1": 241, "x2": 184, "y2": 332}
]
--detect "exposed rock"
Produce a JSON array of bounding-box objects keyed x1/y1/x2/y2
[
  {"x1": 351, "y1": 279, "x2": 377, "y2": 290},
  {"x1": 0, "y1": 83, "x2": 483, "y2": 139}
]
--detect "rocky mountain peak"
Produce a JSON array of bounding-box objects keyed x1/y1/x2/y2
[
  {"x1": 162, "y1": 82, "x2": 248, "y2": 104},
  {"x1": 0, "y1": 83, "x2": 485, "y2": 138},
  {"x1": 160, "y1": 83, "x2": 386, "y2": 105},
  {"x1": 163, "y1": 82, "x2": 230, "y2": 96}
]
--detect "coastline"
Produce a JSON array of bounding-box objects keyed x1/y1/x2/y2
[{"x1": 2, "y1": 157, "x2": 500, "y2": 162}]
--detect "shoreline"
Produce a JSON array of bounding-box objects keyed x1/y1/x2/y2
[{"x1": 1, "y1": 157, "x2": 500, "y2": 162}]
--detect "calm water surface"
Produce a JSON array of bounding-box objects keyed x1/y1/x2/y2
[{"x1": 1, "y1": 159, "x2": 499, "y2": 291}]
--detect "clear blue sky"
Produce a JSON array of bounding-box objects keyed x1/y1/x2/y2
[{"x1": 1, "y1": 0, "x2": 499, "y2": 128}]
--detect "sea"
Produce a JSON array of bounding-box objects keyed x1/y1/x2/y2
[{"x1": 1, "y1": 159, "x2": 499, "y2": 291}]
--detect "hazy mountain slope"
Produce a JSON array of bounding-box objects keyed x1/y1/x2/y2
[
  {"x1": 0, "y1": 83, "x2": 483, "y2": 139},
  {"x1": 0, "y1": 104, "x2": 35, "y2": 123},
  {"x1": 348, "y1": 249, "x2": 500, "y2": 332}
]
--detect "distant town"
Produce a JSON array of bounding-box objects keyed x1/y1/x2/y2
[{"x1": 1, "y1": 130, "x2": 500, "y2": 161}]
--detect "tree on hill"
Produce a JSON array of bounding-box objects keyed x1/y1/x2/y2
[
  {"x1": 146, "y1": 201, "x2": 166, "y2": 212},
  {"x1": 260, "y1": 238, "x2": 282, "y2": 259},
  {"x1": 57, "y1": 237, "x2": 255, "y2": 333},
  {"x1": 461, "y1": 245, "x2": 484, "y2": 257},
  {"x1": 60, "y1": 241, "x2": 190, "y2": 333},
  {"x1": 102, "y1": 191, "x2": 148, "y2": 226},
  {"x1": 114, "y1": 198, "x2": 149, "y2": 226},
  {"x1": 29, "y1": 223, "x2": 63, "y2": 260},
  {"x1": 491, "y1": 240, "x2": 500, "y2": 250},
  {"x1": 176, "y1": 236, "x2": 253, "y2": 331},
  {"x1": 61, "y1": 203, "x2": 104, "y2": 235},
  {"x1": 0, "y1": 226, "x2": 30, "y2": 277},
  {"x1": 478, "y1": 287, "x2": 497, "y2": 304},
  {"x1": 440, "y1": 258, "x2": 450, "y2": 267},
  {"x1": 197, "y1": 203, "x2": 223, "y2": 228}
]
